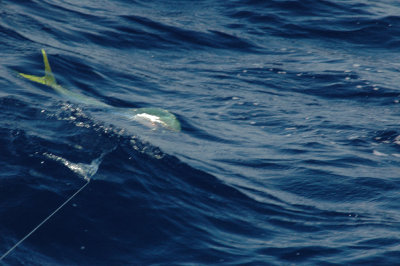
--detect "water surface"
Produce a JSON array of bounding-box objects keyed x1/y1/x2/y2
[{"x1": 1, "y1": 0, "x2": 400, "y2": 264}]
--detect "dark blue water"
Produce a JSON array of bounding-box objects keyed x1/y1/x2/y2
[{"x1": 1, "y1": 0, "x2": 400, "y2": 264}]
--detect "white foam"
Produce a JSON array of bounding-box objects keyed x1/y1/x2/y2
[
  {"x1": 43, "y1": 150, "x2": 111, "y2": 180},
  {"x1": 373, "y1": 150, "x2": 388, "y2": 157}
]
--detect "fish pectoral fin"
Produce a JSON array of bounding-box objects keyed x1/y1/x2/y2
[{"x1": 19, "y1": 49, "x2": 58, "y2": 87}]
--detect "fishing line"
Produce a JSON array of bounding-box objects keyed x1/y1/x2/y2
[
  {"x1": 0, "y1": 179, "x2": 90, "y2": 261},
  {"x1": 0, "y1": 139, "x2": 116, "y2": 261}
]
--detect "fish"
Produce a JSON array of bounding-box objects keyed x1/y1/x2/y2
[{"x1": 19, "y1": 49, "x2": 181, "y2": 132}]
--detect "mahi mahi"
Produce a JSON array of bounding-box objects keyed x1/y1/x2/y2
[{"x1": 19, "y1": 49, "x2": 181, "y2": 132}]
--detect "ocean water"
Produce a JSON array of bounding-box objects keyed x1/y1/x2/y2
[{"x1": 1, "y1": 0, "x2": 400, "y2": 264}]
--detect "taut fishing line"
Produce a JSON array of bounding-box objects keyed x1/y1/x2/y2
[
  {"x1": 0, "y1": 179, "x2": 90, "y2": 261},
  {"x1": 0, "y1": 146, "x2": 115, "y2": 261}
]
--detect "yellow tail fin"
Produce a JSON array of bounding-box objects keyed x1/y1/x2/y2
[{"x1": 19, "y1": 49, "x2": 57, "y2": 86}]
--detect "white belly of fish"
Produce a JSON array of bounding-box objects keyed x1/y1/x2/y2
[{"x1": 134, "y1": 113, "x2": 167, "y2": 128}]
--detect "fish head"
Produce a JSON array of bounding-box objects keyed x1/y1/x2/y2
[{"x1": 131, "y1": 108, "x2": 181, "y2": 132}]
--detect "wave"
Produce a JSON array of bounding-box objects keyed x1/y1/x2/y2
[{"x1": 2, "y1": 0, "x2": 400, "y2": 264}]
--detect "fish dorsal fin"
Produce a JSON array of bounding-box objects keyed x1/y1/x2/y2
[{"x1": 19, "y1": 49, "x2": 57, "y2": 87}]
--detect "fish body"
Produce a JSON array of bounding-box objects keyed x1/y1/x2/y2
[{"x1": 19, "y1": 49, "x2": 181, "y2": 132}]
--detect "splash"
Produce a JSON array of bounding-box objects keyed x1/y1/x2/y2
[
  {"x1": 43, "y1": 152, "x2": 105, "y2": 181},
  {"x1": 0, "y1": 147, "x2": 116, "y2": 261}
]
